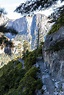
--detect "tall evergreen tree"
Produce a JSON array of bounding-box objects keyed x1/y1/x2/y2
[
  {"x1": 15, "y1": 0, "x2": 64, "y2": 15},
  {"x1": 0, "y1": 8, "x2": 7, "y2": 16}
]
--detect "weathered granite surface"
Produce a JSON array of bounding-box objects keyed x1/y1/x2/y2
[
  {"x1": 43, "y1": 26, "x2": 64, "y2": 80},
  {"x1": 43, "y1": 26, "x2": 64, "y2": 51}
]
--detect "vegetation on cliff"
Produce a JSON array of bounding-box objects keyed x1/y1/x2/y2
[
  {"x1": 48, "y1": 13, "x2": 64, "y2": 35},
  {"x1": 15, "y1": 0, "x2": 64, "y2": 15},
  {"x1": 0, "y1": 48, "x2": 43, "y2": 95}
]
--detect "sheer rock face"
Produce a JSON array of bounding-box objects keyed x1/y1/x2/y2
[
  {"x1": 7, "y1": 14, "x2": 52, "y2": 50},
  {"x1": 0, "y1": 14, "x2": 52, "y2": 67},
  {"x1": 43, "y1": 26, "x2": 64, "y2": 80}
]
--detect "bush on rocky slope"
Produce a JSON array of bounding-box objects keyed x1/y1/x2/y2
[
  {"x1": 48, "y1": 14, "x2": 64, "y2": 35},
  {"x1": 0, "y1": 50, "x2": 43, "y2": 95},
  {"x1": 24, "y1": 51, "x2": 36, "y2": 70}
]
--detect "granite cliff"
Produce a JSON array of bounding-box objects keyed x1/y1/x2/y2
[
  {"x1": 7, "y1": 14, "x2": 52, "y2": 50},
  {"x1": 43, "y1": 26, "x2": 64, "y2": 81},
  {"x1": 0, "y1": 14, "x2": 52, "y2": 67}
]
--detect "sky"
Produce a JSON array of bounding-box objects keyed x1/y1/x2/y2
[
  {"x1": 0, "y1": 0, "x2": 64, "y2": 19},
  {"x1": 0, "y1": 0, "x2": 27, "y2": 19}
]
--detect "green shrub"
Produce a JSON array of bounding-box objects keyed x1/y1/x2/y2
[
  {"x1": 19, "y1": 67, "x2": 42, "y2": 95},
  {"x1": 49, "y1": 40, "x2": 64, "y2": 51},
  {"x1": 0, "y1": 49, "x2": 43, "y2": 95},
  {"x1": 24, "y1": 52, "x2": 36, "y2": 70},
  {"x1": 0, "y1": 59, "x2": 25, "y2": 95},
  {"x1": 48, "y1": 14, "x2": 64, "y2": 35}
]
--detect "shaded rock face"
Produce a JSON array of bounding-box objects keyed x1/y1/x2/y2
[{"x1": 43, "y1": 26, "x2": 64, "y2": 80}]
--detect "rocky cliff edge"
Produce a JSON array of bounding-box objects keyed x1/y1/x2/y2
[{"x1": 43, "y1": 26, "x2": 64, "y2": 80}]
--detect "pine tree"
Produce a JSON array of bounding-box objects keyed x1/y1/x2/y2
[
  {"x1": 15, "y1": 0, "x2": 64, "y2": 15},
  {"x1": 0, "y1": 8, "x2": 7, "y2": 16}
]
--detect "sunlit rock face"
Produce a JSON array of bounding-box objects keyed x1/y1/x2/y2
[
  {"x1": 7, "y1": 14, "x2": 52, "y2": 50},
  {"x1": 30, "y1": 14, "x2": 52, "y2": 49},
  {"x1": 43, "y1": 26, "x2": 64, "y2": 80},
  {"x1": 0, "y1": 14, "x2": 8, "y2": 25},
  {"x1": 0, "y1": 13, "x2": 52, "y2": 67}
]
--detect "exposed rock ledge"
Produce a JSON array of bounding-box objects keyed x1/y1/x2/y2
[{"x1": 43, "y1": 26, "x2": 64, "y2": 81}]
